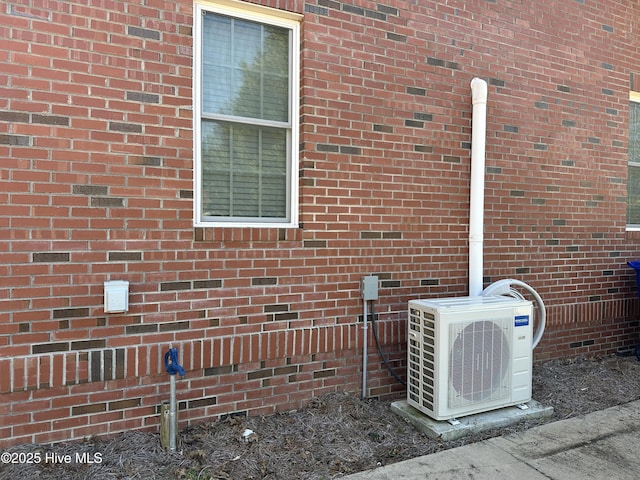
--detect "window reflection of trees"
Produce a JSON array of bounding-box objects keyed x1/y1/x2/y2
[
  {"x1": 628, "y1": 102, "x2": 640, "y2": 225},
  {"x1": 201, "y1": 13, "x2": 289, "y2": 219}
]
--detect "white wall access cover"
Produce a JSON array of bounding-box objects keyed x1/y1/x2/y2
[{"x1": 104, "y1": 280, "x2": 129, "y2": 313}]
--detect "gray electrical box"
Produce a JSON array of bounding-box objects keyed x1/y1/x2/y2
[{"x1": 361, "y1": 275, "x2": 379, "y2": 301}]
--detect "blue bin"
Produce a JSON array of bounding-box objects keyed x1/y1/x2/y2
[{"x1": 628, "y1": 261, "x2": 640, "y2": 299}]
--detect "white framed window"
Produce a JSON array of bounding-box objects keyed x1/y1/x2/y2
[
  {"x1": 628, "y1": 91, "x2": 640, "y2": 230},
  {"x1": 193, "y1": 0, "x2": 301, "y2": 227}
]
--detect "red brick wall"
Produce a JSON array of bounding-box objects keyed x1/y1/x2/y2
[{"x1": 1, "y1": 0, "x2": 639, "y2": 446}]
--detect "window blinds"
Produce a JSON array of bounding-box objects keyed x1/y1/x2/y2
[{"x1": 200, "y1": 12, "x2": 290, "y2": 220}]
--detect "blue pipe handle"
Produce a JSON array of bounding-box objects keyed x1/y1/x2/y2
[{"x1": 164, "y1": 347, "x2": 186, "y2": 377}]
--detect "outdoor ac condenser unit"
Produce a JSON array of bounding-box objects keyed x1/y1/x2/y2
[{"x1": 407, "y1": 296, "x2": 534, "y2": 421}]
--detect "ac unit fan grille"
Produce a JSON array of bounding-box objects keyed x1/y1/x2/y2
[{"x1": 448, "y1": 319, "x2": 511, "y2": 409}]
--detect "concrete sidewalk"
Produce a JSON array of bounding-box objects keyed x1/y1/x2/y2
[{"x1": 344, "y1": 400, "x2": 640, "y2": 480}]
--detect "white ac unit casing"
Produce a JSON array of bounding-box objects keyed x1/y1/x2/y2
[{"x1": 407, "y1": 296, "x2": 534, "y2": 421}]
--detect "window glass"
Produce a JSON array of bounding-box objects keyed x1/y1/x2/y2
[
  {"x1": 628, "y1": 100, "x2": 640, "y2": 226},
  {"x1": 201, "y1": 14, "x2": 289, "y2": 122},
  {"x1": 201, "y1": 120, "x2": 287, "y2": 218}
]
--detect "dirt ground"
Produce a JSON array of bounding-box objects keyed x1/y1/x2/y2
[{"x1": 3, "y1": 354, "x2": 640, "y2": 480}]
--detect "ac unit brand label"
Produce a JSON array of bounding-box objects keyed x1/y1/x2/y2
[{"x1": 514, "y1": 315, "x2": 530, "y2": 327}]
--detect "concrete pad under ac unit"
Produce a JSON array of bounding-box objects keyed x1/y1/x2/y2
[{"x1": 391, "y1": 399, "x2": 554, "y2": 442}]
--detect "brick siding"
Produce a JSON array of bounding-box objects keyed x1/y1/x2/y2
[{"x1": 1, "y1": 0, "x2": 640, "y2": 446}]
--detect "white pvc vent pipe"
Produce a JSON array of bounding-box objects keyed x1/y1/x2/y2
[
  {"x1": 469, "y1": 78, "x2": 488, "y2": 297},
  {"x1": 469, "y1": 78, "x2": 547, "y2": 349}
]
